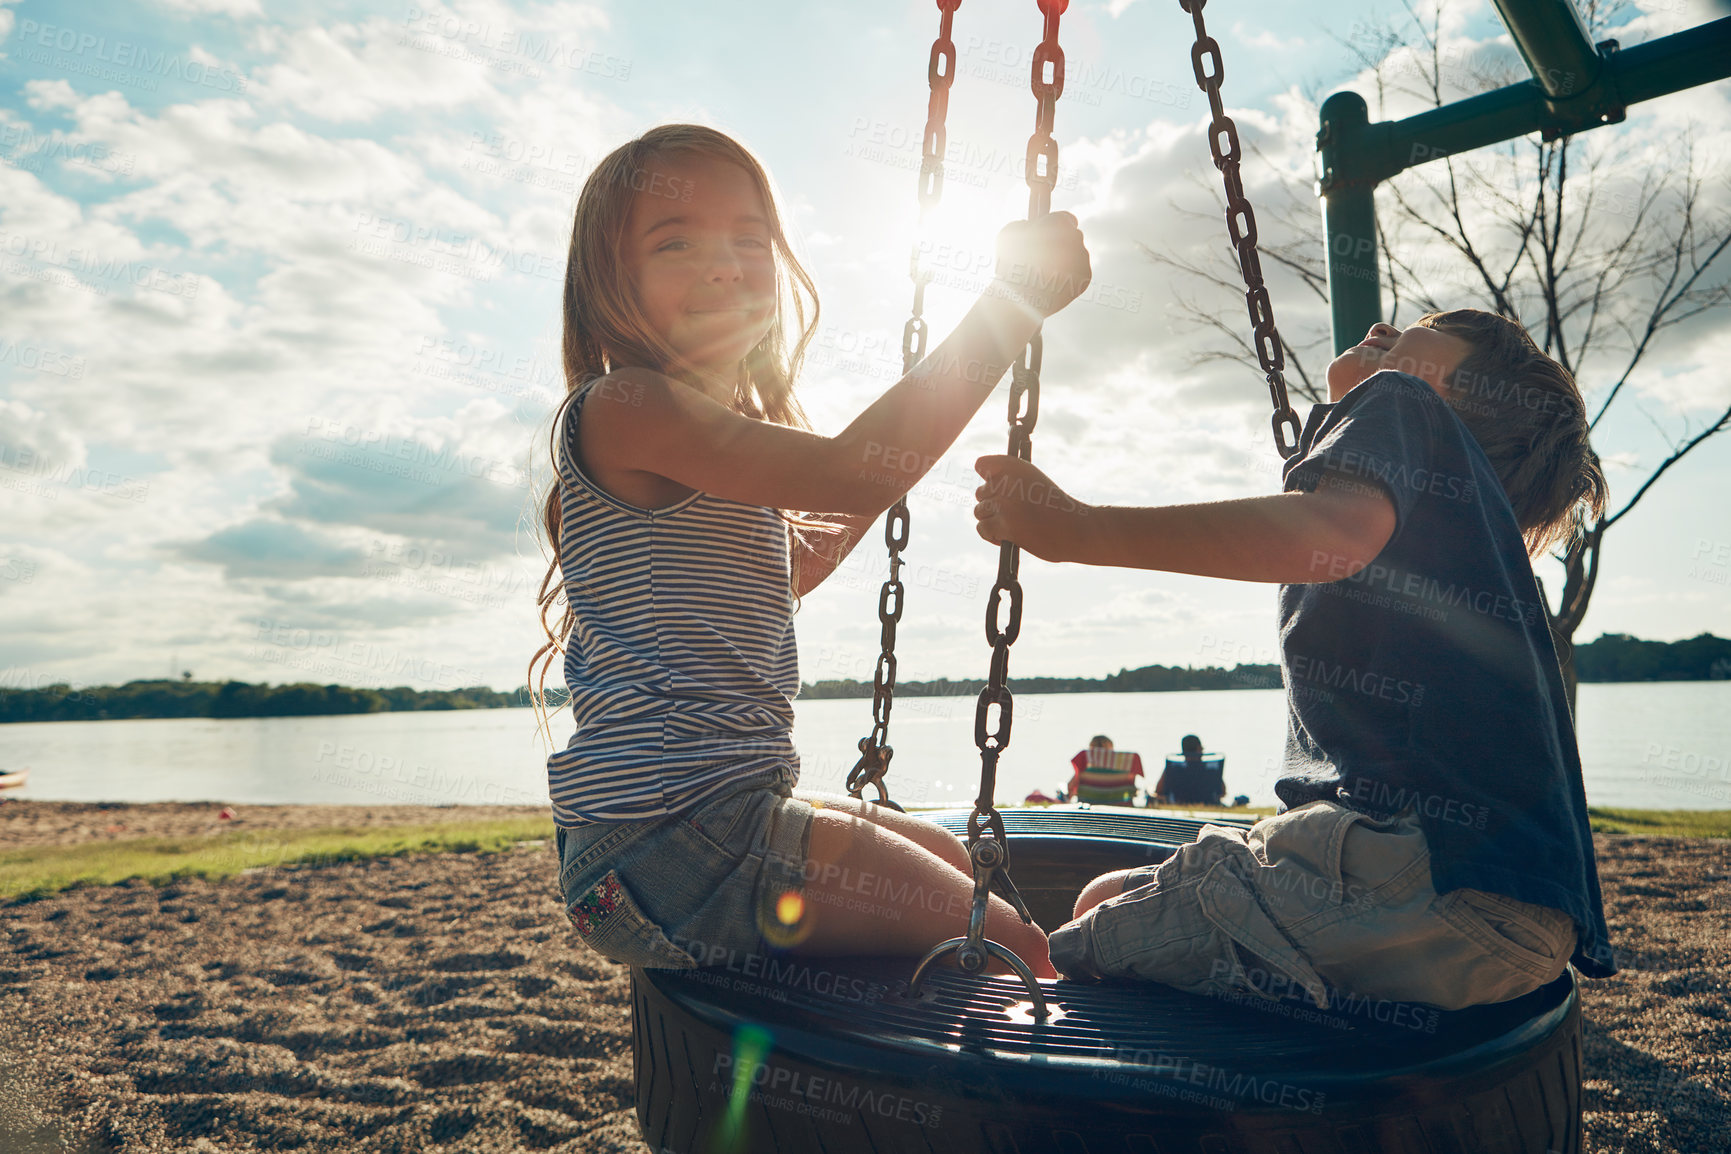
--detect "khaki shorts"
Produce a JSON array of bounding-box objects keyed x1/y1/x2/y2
[{"x1": 1048, "y1": 800, "x2": 1576, "y2": 1012}]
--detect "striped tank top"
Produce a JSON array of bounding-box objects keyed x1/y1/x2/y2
[{"x1": 547, "y1": 377, "x2": 800, "y2": 827}]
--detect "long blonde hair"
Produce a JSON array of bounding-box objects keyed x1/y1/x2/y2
[{"x1": 529, "y1": 125, "x2": 822, "y2": 728}]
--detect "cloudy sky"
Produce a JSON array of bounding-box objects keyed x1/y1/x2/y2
[{"x1": 2, "y1": 0, "x2": 1728, "y2": 698}]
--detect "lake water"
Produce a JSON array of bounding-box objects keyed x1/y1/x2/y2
[{"x1": 2, "y1": 682, "x2": 1727, "y2": 812}]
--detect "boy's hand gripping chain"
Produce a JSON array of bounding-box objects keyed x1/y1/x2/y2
[
  {"x1": 908, "y1": 0, "x2": 1067, "y2": 1024},
  {"x1": 847, "y1": 0, "x2": 963, "y2": 813},
  {"x1": 1179, "y1": 0, "x2": 1302, "y2": 458}
]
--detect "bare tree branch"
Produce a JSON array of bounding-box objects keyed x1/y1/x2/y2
[
  {"x1": 1151, "y1": 0, "x2": 1731, "y2": 715},
  {"x1": 1589, "y1": 196, "x2": 1731, "y2": 430},
  {"x1": 1603, "y1": 402, "x2": 1731, "y2": 531}
]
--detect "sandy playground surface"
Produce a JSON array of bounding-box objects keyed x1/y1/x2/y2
[{"x1": 0, "y1": 800, "x2": 1727, "y2": 1153}]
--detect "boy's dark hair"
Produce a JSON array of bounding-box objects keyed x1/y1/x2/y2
[
  {"x1": 1418, "y1": 309, "x2": 1609, "y2": 557},
  {"x1": 1180, "y1": 734, "x2": 1203, "y2": 755}
]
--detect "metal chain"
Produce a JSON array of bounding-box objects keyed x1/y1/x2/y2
[
  {"x1": 965, "y1": 0, "x2": 1072, "y2": 927},
  {"x1": 1178, "y1": 0, "x2": 1302, "y2": 458},
  {"x1": 843, "y1": 501, "x2": 908, "y2": 810},
  {"x1": 846, "y1": 0, "x2": 963, "y2": 812},
  {"x1": 910, "y1": 1, "x2": 1066, "y2": 1017}
]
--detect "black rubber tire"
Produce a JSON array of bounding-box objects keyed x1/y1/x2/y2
[{"x1": 633, "y1": 806, "x2": 1583, "y2": 1154}]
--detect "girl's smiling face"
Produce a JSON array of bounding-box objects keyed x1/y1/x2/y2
[
  {"x1": 623, "y1": 155, "x2": 776, "y2": 386},
  {"x1": 1326, "y1": 320, "x2": 1474, "y2": 402}
]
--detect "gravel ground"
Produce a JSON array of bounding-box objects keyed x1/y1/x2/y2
[
  {"x1": 1, "y1": 801, "x2": 1726, "y2": 1153},
  {"x1": 0, "y1": 801, "x2": 550, "y2": 850}
]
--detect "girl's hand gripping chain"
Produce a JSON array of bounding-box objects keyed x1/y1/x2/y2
[
  {"x1": 967, "y1": 214, "x2": 1091, "y2": 556},
  {"x1": 987, "y1": 212, "x2": 1091, "y2": 319}
]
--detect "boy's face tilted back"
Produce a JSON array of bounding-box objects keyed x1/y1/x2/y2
[
  {"x1": 1327, "y1": 321, "x2": 1473, "y2": 403},
  {"x1": 624, "y1": 155, "x2": 777, "y2": 386}
]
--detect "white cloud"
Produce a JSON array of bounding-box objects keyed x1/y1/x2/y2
[
  {"x1": 249, "y1": 18, "x2": 504, "y2": 121},
  {"x1": 1230, "y1": 20, "x2": 1289, "y2": 52},
  {"x1": 0, "y1": 398, "x2": 85, "y2": 470},
  {"x1": 245, "y1": 0, "x2": 610, "y2": 122},
  {"x1": 154, "y1": 0, "x2": 265, "y2": 16},
  {"x1": 0, "y1": 36, "x2": 583, "y2": 685},
  {"x1": 176, "y1": 517, "x2": 368, "y2": 580},
  {"x1": 1632, "y1": 320, "x2": 1731, "y2": 417},
  {"x1": 3, "y1": 0, "x2": 1727, "y2": 696}
]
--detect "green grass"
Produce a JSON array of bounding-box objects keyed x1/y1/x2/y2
[
  {"x1": 5, "y1": 805, "x2": 1725, "y2": 901},
  {"x1": 0, "y1": 817, "x2": 556, "y2": 901},
  {"x1": 1170, "y1": 805, "x2": 1280, "y2": 818},
  {"x1": 1587, "y1": 807, "x2": 1731, "y2": 838}
]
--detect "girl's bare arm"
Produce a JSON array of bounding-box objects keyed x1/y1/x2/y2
[
  {"x1": 580, "y1": 215, "x2": 1089, "y2": 518},
  {"x1": 790, "y1": 512, "x2": 877, "y2": 598}
]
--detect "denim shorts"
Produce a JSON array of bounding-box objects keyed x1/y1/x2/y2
[
  {"x1": 554, "y1": 766, "x2": 815, "y2": 969},
  {"x1": 1050, "y1": 800, "x2": 1577, "y2": 1011}
]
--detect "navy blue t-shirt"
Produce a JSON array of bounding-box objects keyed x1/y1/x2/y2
[{"x1": 1275, "y1": 371, "x2": 1614, "y2": 978}]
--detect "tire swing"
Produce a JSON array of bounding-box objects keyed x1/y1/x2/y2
[{"x1": 632, "y1": 3, "x2": 1584, "y2": 1151}]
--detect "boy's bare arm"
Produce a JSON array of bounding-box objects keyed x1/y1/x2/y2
[
  {"x1": 973, "y1": 455, "x2": 1396, "y2": 584},
  {"x1": 1076, "y1": 484, "x2": 1396, "y2": 582}
]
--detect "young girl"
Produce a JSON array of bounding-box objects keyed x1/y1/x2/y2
[{"x1": 532, "y1": 124, "x2": 1091, "y2": 980}]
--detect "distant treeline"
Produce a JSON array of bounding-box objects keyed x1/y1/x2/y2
[
  {"x1": 1571, "y1": 633, "x2": 1731, "y2": 683},
  {"x1": 801, "y1": 663, "x2": 1283, "y2": 699},
  {"x1": 4, "y1": 633, "x2": 1722, "y2": 723},
  {"x1": 802, "y1": 633, "x2": 1731, "y2": 699},
  {"x1": 0, "y1": 679, "x2": 559, "y2": 724}
]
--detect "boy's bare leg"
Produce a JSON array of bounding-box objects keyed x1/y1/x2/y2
[
  {"x1": 1073, "y1": 867, "x2": 1149, "y2": 920},
  {"x1": 794, "y1": 808, "x2": 1055, "y2": 979}
]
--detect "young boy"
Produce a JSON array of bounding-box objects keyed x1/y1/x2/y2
[{"x1": 973, "y1": 310, "x2": 1616, "y2": 1011}]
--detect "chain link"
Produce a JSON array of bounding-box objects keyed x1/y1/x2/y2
[
  {"x1": 1022, "y1": 1, "x2": 1065, "y2": 219},
  {"x1": 1178, "y1": 0, "x2": 1302, "y2": 458},
  {"x1": 847, "y1": 0, "x2": 963, "y2": 812},
  {"x1": 960, "y1": 0, "x2": 1071, "y2": 927}
]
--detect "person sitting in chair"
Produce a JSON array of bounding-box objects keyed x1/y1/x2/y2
[
  {"x1": 1152, "y1": 735, "x2": 1227, "y2": 806},
  {"x1": 1067, "y1": 736, "x2": 1144, "y2": 806}
]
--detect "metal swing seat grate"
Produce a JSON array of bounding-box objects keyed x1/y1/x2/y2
[{"x1": 634, "y1": 800, "x2": 1583, "y2": 1154}]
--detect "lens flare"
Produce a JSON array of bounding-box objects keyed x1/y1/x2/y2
[
  {"x1": 717, "y1": 1023, "x2": 774, "y2": 1148},
  {"x1": 758, "y1": 884, "x2": 810, "y2": 948}
]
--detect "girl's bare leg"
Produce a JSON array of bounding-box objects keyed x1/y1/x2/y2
[
  {"x1": 795, "y1": 792, "x2": 970, "y2": 873},
  {"x1": 791, "y1": 807, "x2": 1054, "y2": 979}
]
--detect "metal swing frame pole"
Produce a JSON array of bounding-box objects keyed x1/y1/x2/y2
[{"x1": 1319, "y1": 11, "x2": 1731, "y2": 355}]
